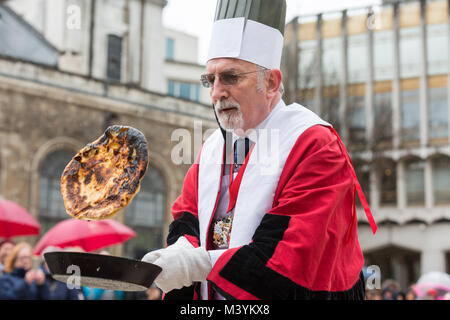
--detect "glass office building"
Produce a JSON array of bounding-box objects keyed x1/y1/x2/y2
[{"x1": 282, "y1": 0, "x2": 450, "y2": 290}]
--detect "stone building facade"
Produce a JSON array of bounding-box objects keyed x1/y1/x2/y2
[
  {"x1": 0, "y1": 0, "x2": 215, "y2": 259},
  {"x1": 0, "y1": 56, "x2": 215, "y2": 258}
]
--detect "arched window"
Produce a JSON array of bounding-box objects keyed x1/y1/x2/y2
[
  {"x1": 38, "y1": 149, "x2": 74, "y2": 233},
  {"x1": 432, "y1": 156, "x2": 450, "y2": 204},
  {"x1": 405, "y1": 158, "x2": 425, "y2": 206},
  {"x1": 124, "y1": 166, "x2": 166, "y2": 259},
  {"x1": 376, "y1": 158, "x2": 397, "y2": 206}
]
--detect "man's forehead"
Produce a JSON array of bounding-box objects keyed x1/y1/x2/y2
[{"x1": 206, "y1": 58, "x2": 254, "y2": 73}]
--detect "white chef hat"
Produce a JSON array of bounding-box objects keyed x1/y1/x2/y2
[{"x1": 207, "y1": 0, "x2": 287, "y2": 70}]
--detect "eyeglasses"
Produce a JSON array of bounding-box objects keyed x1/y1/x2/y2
[{"x1": 200, "y1": 69, "x2": 268, "y2": 88}]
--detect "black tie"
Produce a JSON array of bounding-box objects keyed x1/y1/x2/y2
[{"x1": 234, "y1": 138, "x2": 251, "y2": 166}]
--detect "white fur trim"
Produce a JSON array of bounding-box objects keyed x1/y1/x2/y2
[{"x1": 198, "y1": 101, "x2": 331, "y2": 299}]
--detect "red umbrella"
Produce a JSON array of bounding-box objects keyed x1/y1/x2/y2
[
  {"x1": 0, "y1": 198, "x2": 41, "y2": 239},
  {"x1": 33, "y1": 218, "x2": 136, "y2": 255}
]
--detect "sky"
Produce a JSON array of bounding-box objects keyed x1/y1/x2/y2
[{"x1": 162, "y1": 0, "x2": 382, "y2": 64}]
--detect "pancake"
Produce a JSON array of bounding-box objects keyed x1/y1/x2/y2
[{"x1": 61, "y1": 125, "x2": 149, "y2": 220}]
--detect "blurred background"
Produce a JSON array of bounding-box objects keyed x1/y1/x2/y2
[{"x1": 0, "y1": 0, "x2": 449, "y2": 300}]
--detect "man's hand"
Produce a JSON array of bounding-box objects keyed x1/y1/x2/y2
[{"x1": 142, "y1": 237, "x2": 212, "y2": 293}]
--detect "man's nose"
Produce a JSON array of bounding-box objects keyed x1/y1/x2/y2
[{"x1": 210, "y1": 78, "x2": 229, "y2": 103}]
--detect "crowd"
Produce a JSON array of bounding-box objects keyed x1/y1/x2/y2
[
  {"x1": 365, "y1": 278, "x2": 450, "y2": 300},
  {"x1": 0, "y1": 240, "x2": 162, "y2": 300},
  {"x1": 2, "y1": 239, "x2": 450, "y2": 301},
  {"x1": 366, "y1": 286, "x2": 419, "y2": 300}
]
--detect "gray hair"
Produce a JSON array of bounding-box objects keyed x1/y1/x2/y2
[
  {"x1": 256, "y1": 67, "x2": 284, "y2": 96},
  {"x1": 256, "y1": 67, "x2": 268, "y2": 92}
]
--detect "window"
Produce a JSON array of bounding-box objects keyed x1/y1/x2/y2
[
  {"x1": 405, "y1": 159, "x2": 425, "y2": 206},
  {"x1": 399, "y1": 27, "x2": 421, "y2": 78},
  {"x1": 298, "y1": 40, "x2": 318, "y2": 89},
  {"x1": 107, "y1": 34, "x2": 122, "y2": 82},
  {"x1": 347, "y1": 94, "x2": 366, "y2": 146},
  {"x1": 427, "y1": 24, "x2": 449, "y2": 76},
  {"x1": 167, "y1": 80, "x2": 201, "y2": 102},
  {"x1": 377, "y1": 159, "x2": 397, "y2": 206},
  {"x1": 124, "y1": 166, "x2": 166, "y2": 259},
  {"x1": 301, "y1": 98, "x2": 315, "y2": 111},
  {"x1": 322, "y1": 37, "x2": 341, "y2": 86},
  {"x1": 374, "y1": 91, "x2": 392, "y2": 146},
  {"x1": 373, "y1": 30, "x2": 394, "y2": 81},
  {"x1": 168, "y1": 80, "x2": 175, "y2": 96},
  {"x1": 432, "y1": 156, "x2": 450, "y2": 204},
  {"x1": 38, "y1": 149, "x2": 75, "y2": 234},
  {"x1": 347, "y1": 34, "x2": 368, "y2": 84},
  {"x1": 179, "y1": 82, "x2": 191, "y2": 100},
  {"x1": 321, "y1": 85, "x2": 340, "y2": 131},
  {"x1": 166, "y1": 37, "x2": 175, "y2": 61},
  {"x1": 321, "y1": 95, "x2": 340, "y2": 129},
  {"x1": 429, "y1": 86, "x2": 448, "y2": 140},
  {"x1": 401, "y1": 89, "x2": 420, "y2": 142},
  {"x1": 195, "y1": 84, "x2": 200, "y2": 102}
]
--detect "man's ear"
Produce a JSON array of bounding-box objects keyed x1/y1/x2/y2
[{"x1": 266, "y1": 69, "x2": 282, "y2": 97}]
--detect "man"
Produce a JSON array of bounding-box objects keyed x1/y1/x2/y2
[{"x1": 142, "y1": 0, "x2": 377, "y2": 300}]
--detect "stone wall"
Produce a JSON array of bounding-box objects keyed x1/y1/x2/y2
[{"x1": 0, "y1": 58, "x2": 216, "y2": 249}]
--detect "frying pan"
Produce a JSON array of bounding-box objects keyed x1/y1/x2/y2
[{"x1": 44, "y1": 251, "x2": 162, "y2": 291}]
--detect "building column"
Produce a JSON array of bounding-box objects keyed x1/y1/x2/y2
[
  {"x1": 421, "y1": 249, "x2": 446, "y2": 274},
  {"x1": 419, "y1": 0, "x2": 429, "y2": 147},
  {"x1": 425, "y1": 158, "x2": 434, "y2": 208},
  {"x1": 366, "y1": 9, "x2": 375, "y2": 150},
  {"x1": 397, "y1": 161, "x2": 406, "y2": 209},
  {"x1": 392, "y1": 2, "x2": 402, "y2": 150},
  {"x1": 314, "y1": 14, "x2": 323, "y2": 117},
  {"x1": 339, "y1": 10, "x2": 349, "y2": 145},
  {"x1": 370, "y1": 165, "x2": 380, "y2": 211},
  {"x1": 88, "y1": 0, "x2": 96, "y2": 78},
  {"x1": 141, "y1": 0, "x2": 167, "y2": 93},
  {"x1": 127, "y1": 0, "x2": 143, "y2": 85},
  {"x1": 286, "y1": 18, "x2": 299, "y2": 104}
]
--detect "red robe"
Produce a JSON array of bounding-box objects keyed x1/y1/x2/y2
[{"x1": 166, "y1": 124, "x2": 376, "y2": 300}]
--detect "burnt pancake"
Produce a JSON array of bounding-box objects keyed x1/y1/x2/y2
[{"x1": 61, "y1": 125, "x2": 149, "y2": 220}]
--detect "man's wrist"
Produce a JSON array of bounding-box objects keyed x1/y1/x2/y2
[{"x1": 207, "y1": 249, "x2": 227, "y2": 266}]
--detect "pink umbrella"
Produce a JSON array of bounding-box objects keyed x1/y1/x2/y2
[
  {"x1": 413, "y1": 272, "x2": 450, "y2": 300},
  {"x1": 33, "y1": 218, "x2": 136, "y2": 255},
  {"x1": 0, "y1": 198, "x2": 41, "y2": 239}
]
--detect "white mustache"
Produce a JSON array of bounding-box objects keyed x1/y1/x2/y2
[{"x1": 215, "y1": 100, "x2": 241, "y2": 112}]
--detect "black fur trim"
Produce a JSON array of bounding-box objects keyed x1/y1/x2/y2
[
  {"x1": 164, "y1": 285, "x2": 195, "y2": 300},
  {"x1": 214, "y1": 214, "x2": 365, "y2": 300},
  {"x1": 166, "y1": 212, "x2": 200, "y2": 246}
]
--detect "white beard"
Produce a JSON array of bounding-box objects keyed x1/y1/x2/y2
[{"x1": 214, "y1": 100, "x2": 244, "y2": 132}]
